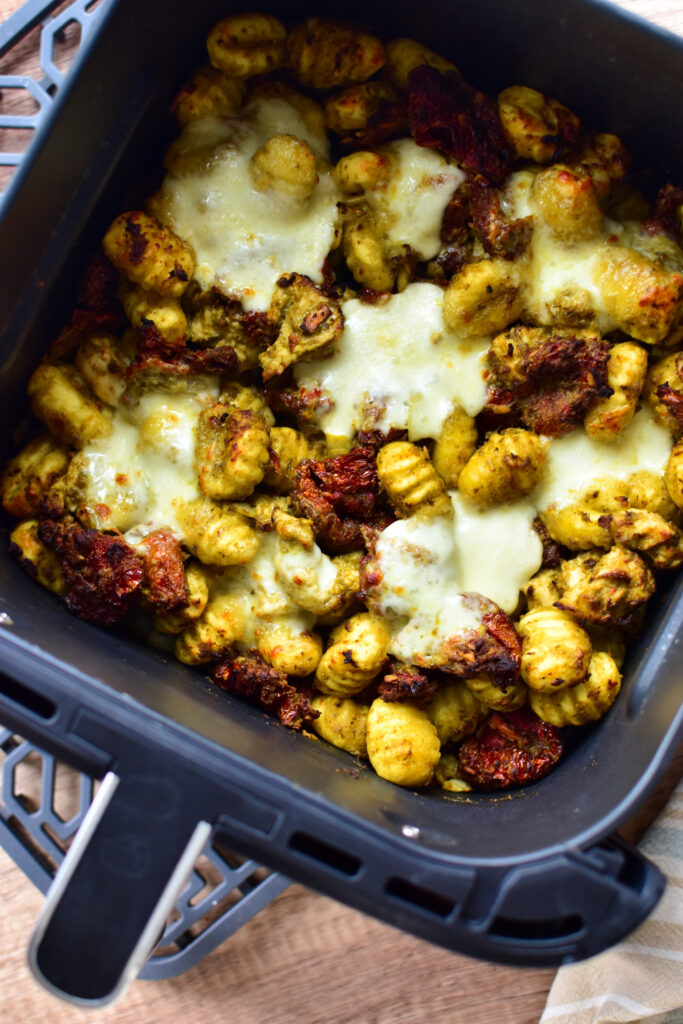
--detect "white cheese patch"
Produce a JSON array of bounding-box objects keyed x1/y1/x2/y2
[
  {"x1": 450, "y1": 493, "x2": 543, "y2": 612},
  {"x1": 212, "y1": 531, "x2": 316, "y2": 648},
  {"x1": 363, "y1": 139, "x2": 465, "y2": 260},
  {"x1": 534, "y1": 406, "x2": 672, "y2": 511},
  {"x1": 372, "y1": 493, "x2": 544, "y2": 663},
  {"x1": 157, "y1": 97, "x2": 341, "y2": 312},
  {"x1": 294, "y1": 282, "x2": 489, "y2": 443},
  {"x1": 502, "y1": 170, "x2": 621, "y2": 331},
  {"x1": 75, "y1": 384, "x2": 218, "y2": 538}
]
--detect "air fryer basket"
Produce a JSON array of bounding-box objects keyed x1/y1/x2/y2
[{"x1": 1, "y1": 0, "x2": 683, "y2": 1003}]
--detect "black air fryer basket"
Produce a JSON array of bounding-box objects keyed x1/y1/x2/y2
[{"x1": 1, "y1": 0, "x2": 683, "y2": 1004}]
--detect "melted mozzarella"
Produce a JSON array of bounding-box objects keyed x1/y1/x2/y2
[
  {"x1": 157, "y1": 98, "x2": 340, "y2": 312},
  {"x1": 503, "y1": 170, "x2": 621, "y2": 331},
  {"x1": 294, "y1": 282, "x2": 489, "y2": 443},
  {"x1": 373, "y1": 493, "x2": 544, "y2": 662},
  {"x1": 212, "y1": 531, "x2": 315, "y2": 647},
  {"x1": 76, "y1": 385, "x2": 218, "y2": 539},
  {"x1": 364, "y1": 139, "x2": 465, "y2": 260},
  {"x1": 535, "y1": 407, "x2": 672, "y2": 511},
  {"x1": 450, "y1": 493, "x2": 542, "y2": 612}
]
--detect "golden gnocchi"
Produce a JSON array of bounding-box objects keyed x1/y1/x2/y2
[{"x1": 5, "y1": 12, "x2": 683, "y2": 797}]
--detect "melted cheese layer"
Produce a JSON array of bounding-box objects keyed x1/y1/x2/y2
[
  {"x1": 536, "y1": 406, "x2": 672, "y2": 511},
  {"x1": 294, "y1": 282, "x2": 490, "y2": 443},
  {"x1": 373, "y1": 494, "x2": 543, "y2": 662},
  {"x1": 365, "y1": 139, "x2": 465, "y2": 260},
  {"x1": 157, "y1": 97, "x2": 341, "y2": 312},
  {"x1": 75, "y1": 385, "x2": 218, "y2": 539}
]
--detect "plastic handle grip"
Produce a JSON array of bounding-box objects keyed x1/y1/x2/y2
[
  {"x1": 459, "y1": 835, "x2": 666, "y2": 965},
  {"x1": 28, "y1": 771, "x2": 211, "y2": 1005}
]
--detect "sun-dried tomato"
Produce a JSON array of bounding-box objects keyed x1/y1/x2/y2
[
  {"x1": 292, "y1": 445, "x2": 393, "y2": 553},
  {"x1": 458, "y1": 707, "x2": 564, "y2": 791},
  {"x1": 126, "y1": 322, "x2": 239, "y2": 380},
  {"x1": 378, "y1": 663, "x2": 437, "y2": 708},
  {"x1": 407, "y1": 66, "x2": 513, "y2": 183},
  {"x1": 489, "y1": 331, "x2": 612, "y2": 438},
  {"x1": 643, "y1": 183, "x2": 683, "y2": 238},
  {"x1": 38, "y1": 517, "x2": 144, "y2": 625},
  {"x1": 436, "y1": 601, "x2": 522, "y2": 687},
  {"x1": 469, "y1": 178, "x2": 533, "y2": 260},
  {"x1": 211, "y1": 655, "x2": 319, "y2": 730},
  {"x1": 49, "y1": 249, "x2": 124, "y2": 360},
  {"x1": 532, "y1": 518, "x2": 567, "y2": 568},
  {"x1": 140, "y1": 529, "x2": 189, "y2": 613}
]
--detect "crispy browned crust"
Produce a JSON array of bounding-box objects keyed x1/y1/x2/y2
[
  {"x1": 140, "y1": 528, "x2": 189, "y2": 613},
  {"x1": 211, "y1": 655, "x2": 319, "y2": 730},
  {"x1": 126, "y1": 322, "x2": 239, "y2": 381},
  {"x1": 407, "y1": 66, "x2": 513, "y2": 183},
  {"x1": 292, "y1": 445, "x2": 394, "y2": 553},
  {"x1": 49, "y1": 249, "x2": 124, "y2": 360},
  {"x1": 38, "y1": 517, "x2": 143, "y2": 625},
  {"x1": 458, "y1": 707, "x2": 564, "y2": 791},
  {"x1": 377, "y1": 662, "x2": 437, "y2": 708},
  {"x1": 469, "y1": 177, "x2": 533, "y2": 260},
  {"x1": 657, "y1": 381, "x2": 683, "y2": 432}
]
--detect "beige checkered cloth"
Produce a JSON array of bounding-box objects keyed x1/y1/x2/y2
[{"x1": 541, "y1": 780, "x2": 683, "y2": 1024}]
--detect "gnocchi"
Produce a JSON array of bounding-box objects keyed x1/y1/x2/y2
[{"x1": 6, "y1": 12, "x2": 683, "y2": 797}]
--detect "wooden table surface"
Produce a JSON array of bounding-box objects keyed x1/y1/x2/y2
[{"x1": 1, "y1": 1, "x2": 682, "y2": 1021}]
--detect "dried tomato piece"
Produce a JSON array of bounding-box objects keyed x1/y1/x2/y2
[
  {"x1": 140, "y1": 529, "x2": 189, "y2": 613},
  {"x1": 489, "y1": 329, "x2": 612, "y2": 438},
  {"x1": 643, "y1": 183, "x2": 683, "y2": 238},
  {"x1": 470, "y1": 178, "x2": 533, "y2": 260},
  {"x1": 378, "y1": 663, "x2": 437, "y2": 708},
  {"x1": 407, "y1": 66, "x2": 513, "y2": 183},
  {"x1": 49, "y1": 249, "x2": 124, "y2": 360},
  {"x1": 292, "y1": 445, "x2": 393, "y2": 553},
  {"x1": 211, "y1": 655, "x2": 319, "y2": 730},
  {"x1": 437, "y1": 602, "x2": 522, "y2": 688},
  {"x1": 126, "y1": 322, "x2": 239, "y2": 381},
  {"x1": 458, "y1": 707, "x2": 564, "y2": 791},
  {"x1": 532, "y1": 518, "x2": 567, "y2": 569},
  {"x1": 38, "y1": 518, "x2": 144, "y2": 625}
]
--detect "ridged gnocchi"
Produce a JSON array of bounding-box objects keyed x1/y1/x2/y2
[{"x1": 6, "y1": 10, "x2": 683, "y2": 800}]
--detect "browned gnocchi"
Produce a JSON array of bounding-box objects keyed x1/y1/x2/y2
[{"x1": 6, "y1": 12, "x2": 683, "y2": 798}]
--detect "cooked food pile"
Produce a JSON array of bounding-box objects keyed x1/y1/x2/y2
[{"x1": 4, "y1": 12, "x2": 683, "y2": 792}]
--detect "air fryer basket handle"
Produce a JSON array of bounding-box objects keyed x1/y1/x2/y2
[
  {"x1": 28, "y1": 771, "x2": 211, "y2": 1005},
  {"x1": 457, "y1": 834, "x2": 666, "y2": 964}
]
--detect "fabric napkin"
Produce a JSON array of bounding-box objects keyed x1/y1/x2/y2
[{"x1": 541, "y1": 779, "x2": 683, "y2": 1024}]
